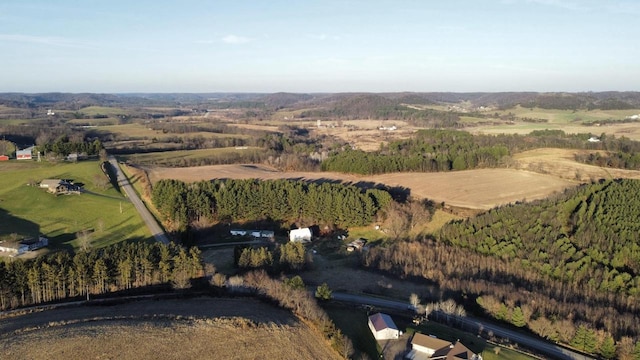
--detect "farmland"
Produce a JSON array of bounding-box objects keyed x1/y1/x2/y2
[
  {"x1": 0, "y1": 160, "x2": 150, "y2": 253},
  {"x1": 144, "y1": 163, "x2": 578, "y2": 210},
  {"x1": 0, "y1": 297, "x2": 339, "y2": 360}
]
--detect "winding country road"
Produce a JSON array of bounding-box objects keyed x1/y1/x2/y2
[
  {"x1": 107, "y1": 156, "x2": 170, "y2": 245},
  {"x1": 331, "y1": 292, "x2": 593, "y2": 360}
]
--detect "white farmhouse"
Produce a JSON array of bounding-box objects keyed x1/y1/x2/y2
[{"x1": 289, "y1": 227, "x2": 312, "y2": 243}]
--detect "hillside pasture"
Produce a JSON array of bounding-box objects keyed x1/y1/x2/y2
[
  {"x1": 0, "y1": 297, "x2": 339, "y2": 360},
  {"x1": 0, "y1": 160, "x2": 150, "y2": 253}
]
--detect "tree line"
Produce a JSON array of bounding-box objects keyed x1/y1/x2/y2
[
  {"x1": 0, "y1": 242, "x2": 202, "y2": 310},
  {"x1": 323, "y1": 129, "x2": 640, "y2": 175},
  {"x1": 151, "y1": 178, "x2": 393, "y2": 232}
]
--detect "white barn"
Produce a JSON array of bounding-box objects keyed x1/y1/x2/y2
[
  {"x1": 368, "y1": 312, "x2": 400, "y2": 340},
  {"x1": 289, "y1": 227, "x2": 312, "y2": 243}
]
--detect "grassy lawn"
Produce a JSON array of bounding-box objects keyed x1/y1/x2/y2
[
  {"x1": 323, "y1": 304, "x2": 380, "y2": 360},
  {"x1": 0, "y1": 160, "x2": 151, "y2": 252}
]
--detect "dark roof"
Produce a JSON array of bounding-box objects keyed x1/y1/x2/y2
[{"x1": 368, "y1": 312, "x2": 398, "y2": 332}]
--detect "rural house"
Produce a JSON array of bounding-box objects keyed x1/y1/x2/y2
[
  {"x1": 39, "y1": 179, "x2": 81, "y2": 194},
  {"x1": 0, "y1": 236, "x2": 49, "y2": 255},
  {"x1": 407, "y1": 333, "x2": 478, "y2": 360},
  {"x1": 289, "y1": 227, "x2": 312, "y2": 243},
  {"x1": 368, "y1": 312, "x2": 400, "y2": 340}
]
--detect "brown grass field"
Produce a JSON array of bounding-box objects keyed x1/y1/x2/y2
[
  {"x1": 0, "y1": 297, "x2": 340, "y2": 360},
  {"x1": 143, "y1": 146, "x2": 640, "y2": 210}
]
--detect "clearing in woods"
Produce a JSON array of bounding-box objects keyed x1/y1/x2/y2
[{"x1": 0, "y1": 297, "x2": 340, "y2": 360}]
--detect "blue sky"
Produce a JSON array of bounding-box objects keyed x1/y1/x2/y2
[{"x1": 1, "y1": 0, "x2": 638, "y2": 93}]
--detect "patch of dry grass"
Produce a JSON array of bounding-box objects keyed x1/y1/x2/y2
[{"x1": 0, "y1": 297, "x2": 340, "y2": 360}]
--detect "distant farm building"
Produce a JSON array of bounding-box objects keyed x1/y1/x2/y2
[
  {"x1": 16, "y1": 146, "x2": 34, "y2": 160},
  {"x1": 407, "y1": 333, "x2": 479, "y2": 360},
  {"x1": 0, "y1": 155, "x2": 8, "y2": 161},
  {"x1": 289, "y1": 227, "x2": 312, "y2": 243},
  {"x1": 39, "y1": 179, "x2": 81, "y2": 195},
  {"x1": 230, "y1": 229, "x2": 275, "y2": 241},
  {"x1": 368, "y1": 312, "x2": 400, "y2": 340},
  {"x1": 0, "y1": 237, "x2": 49, "y2": 256}
]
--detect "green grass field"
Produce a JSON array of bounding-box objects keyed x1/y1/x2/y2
[
  {"x1": 0, "y1": 160, "x2": 150, "y2": 252},
  {"x1": 78, "y1": 106, "x2": 131, "y2": 116}
]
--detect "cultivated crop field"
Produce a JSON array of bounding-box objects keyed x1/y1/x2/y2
[
  {"x1": 0, "y1": 297, "x2": 339, "y2": 360},
  {"x1": 0, "y1": 160, "x2": 149, "y2": 252}
]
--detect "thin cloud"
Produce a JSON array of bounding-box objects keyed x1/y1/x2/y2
[
  {"x1": 502, "y1": 0, "x2": 590, "y2": 11},
  {"x1": 308, "y1": 33, "x2": 341, "y2": 41},
  {"x1": 0, "y1": 34, "x2": 94, "y2": 49},
  {"x1": 222, "y1": 35, "x2": 252, "y2": 44}
]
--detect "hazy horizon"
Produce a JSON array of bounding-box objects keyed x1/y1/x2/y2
[{"x1": 1, "y1": 0, "x2": 639, "y2": 93}]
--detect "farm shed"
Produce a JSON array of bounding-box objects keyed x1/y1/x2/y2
[
  {"x1": 407, "y1": 333, "x2": 478, "y2": 360},
  {"x1": 0, "y1": 155, "x2": 9, "y2": 161},
  {"x1": 368, "y1": 312, "x2": 400, "y2": 340},
  {"x1": 289, "y1": 227, "x2": 312, "y2": 243},
  {"x1": 16, "y1": 146, "x2": 33, "y2": 160},
  {"x1": 230, "y1": 229, "x2": 275, "y2": 240}
]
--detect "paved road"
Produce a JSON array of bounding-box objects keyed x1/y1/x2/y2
[
  {"x1": 107, "y1": 156, "x2": 170, "y2": 245},
  {"x1": 331, "y1": 292, "x2": 593, "y2": 360}
]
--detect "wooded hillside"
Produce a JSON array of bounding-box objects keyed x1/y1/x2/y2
[{"x1": 364, "y1": 179, "x2": 640, "y2": 351}]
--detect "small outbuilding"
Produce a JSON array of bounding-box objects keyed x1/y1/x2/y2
[
  {"x1": 289, "y1": 227, "x2": 312, "y2": 243},
  {"x1": 230, "y1": 229, "x2": 275, "y2": 241},
  {"x1": 0, "y1": 155, "x2": 9, "y2": 161},
  {"x1": 16, "y1": 146, "x2": 34, "y2": 160},
  {"x1": 368, "y1": 312, "x2": 400, "y2": 340}
]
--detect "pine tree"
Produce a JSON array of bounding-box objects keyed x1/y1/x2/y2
[
  {"x1": 511, "y1": 306, "x2": 526, "y2": 327},
  {"x1": 571, "y1": 325, "x2": 597, "y2": 354},
  {"x1": 599, "y1": 334, "x2": 616, "y2": 360}
]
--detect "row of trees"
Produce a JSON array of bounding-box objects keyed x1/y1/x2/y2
[
  {"x1": 242, "y1": 271, "x2": 352, "y2": 358},
  {"x1": 0, "y1": 242, "x2": 203, "y2": 310},
  {"x1": 151, "y1": 178, "x2": 393, "y2": 232},
  {"x1": 235, "y1": 242, "x2": 307, "y2": 272},
  {"x1": 323, "y1": 129, "x2": 640, "y2": 175}
]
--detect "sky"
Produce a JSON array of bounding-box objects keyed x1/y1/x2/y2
[{"x1": 0, "y1": 0, "x2": 639, "y2": 93}]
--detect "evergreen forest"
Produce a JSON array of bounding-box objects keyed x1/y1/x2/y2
[
  {"x1": 151, "y1": 178, "x2": 393, "y2": 231},
  {"x1": 363, "y1": 179, "x2": 640, "y2": 349}
]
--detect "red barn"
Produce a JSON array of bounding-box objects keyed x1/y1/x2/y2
[{"x1": 0, "y1": 155, "x2": 9, "y2": 161}]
